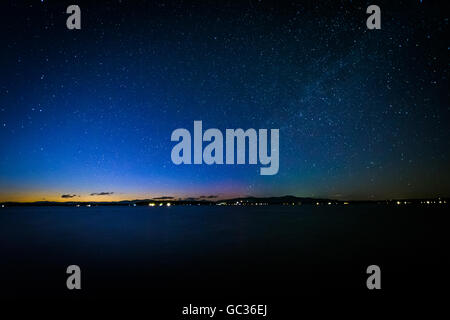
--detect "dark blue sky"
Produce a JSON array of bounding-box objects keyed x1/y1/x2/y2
[{"x1": 0, "y1": 1, "x2": 448, "y2": 201}]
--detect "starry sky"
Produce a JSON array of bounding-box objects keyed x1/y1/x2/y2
[{"x1": 0, "y1": 0, "x2": 448, "y2": 202}]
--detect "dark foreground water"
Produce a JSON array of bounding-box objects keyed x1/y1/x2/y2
[{"x1": 0, "y1": 205, "x2": 447, "y2": 303}]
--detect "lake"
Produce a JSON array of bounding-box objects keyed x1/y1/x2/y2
[{"x1": 0, "y1": 204, "x2": 446, "y2": 301}]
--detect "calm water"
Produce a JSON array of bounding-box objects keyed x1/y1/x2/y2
[{"x1": 0, "y1": 205, "x2": 446, "y2": 299}]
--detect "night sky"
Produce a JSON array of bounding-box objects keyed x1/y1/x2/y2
[{"x1": 0, "y1": 0, "x2": 448, "y2": 202}]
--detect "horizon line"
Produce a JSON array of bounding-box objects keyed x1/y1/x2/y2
[{"x1": 1, "y1": 195, "x2": 449, "y2": 205}]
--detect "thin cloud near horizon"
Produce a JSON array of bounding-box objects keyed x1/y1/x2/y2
[
  {"x1": 61, "y1": 194, "x2": 77, "y2": 198},
  {"x1": 90, "y1": 192, "x2": 114, "y2": 196}
]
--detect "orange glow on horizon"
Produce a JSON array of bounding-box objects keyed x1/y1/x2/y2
[{"x1": 0, "y1": 191, "x2": 235, "y2": 203}]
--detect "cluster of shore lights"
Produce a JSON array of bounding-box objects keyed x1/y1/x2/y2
[
  {"x1": 419, "y1": 200, "x2": 446, "y2": 205},
  {"x1": 213, "y1": 201, "x2": 267, "y2": 206},
  {"x1": 216, "y1": 201, "x2": 270, "y2": 206},
  {"x1": 316, "y1": 202, "x2": 349, "y2": 205},
  {"x1": 395, "y1": 199, "x2": 447, "y2": 205},
  {"x1": 148, "y1": 202, "x2": 171, "y2": 207}
]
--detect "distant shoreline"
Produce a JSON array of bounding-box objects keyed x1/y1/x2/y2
[{"x1": 1, "y1": 196, "x2": 448, "y2": 207}]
